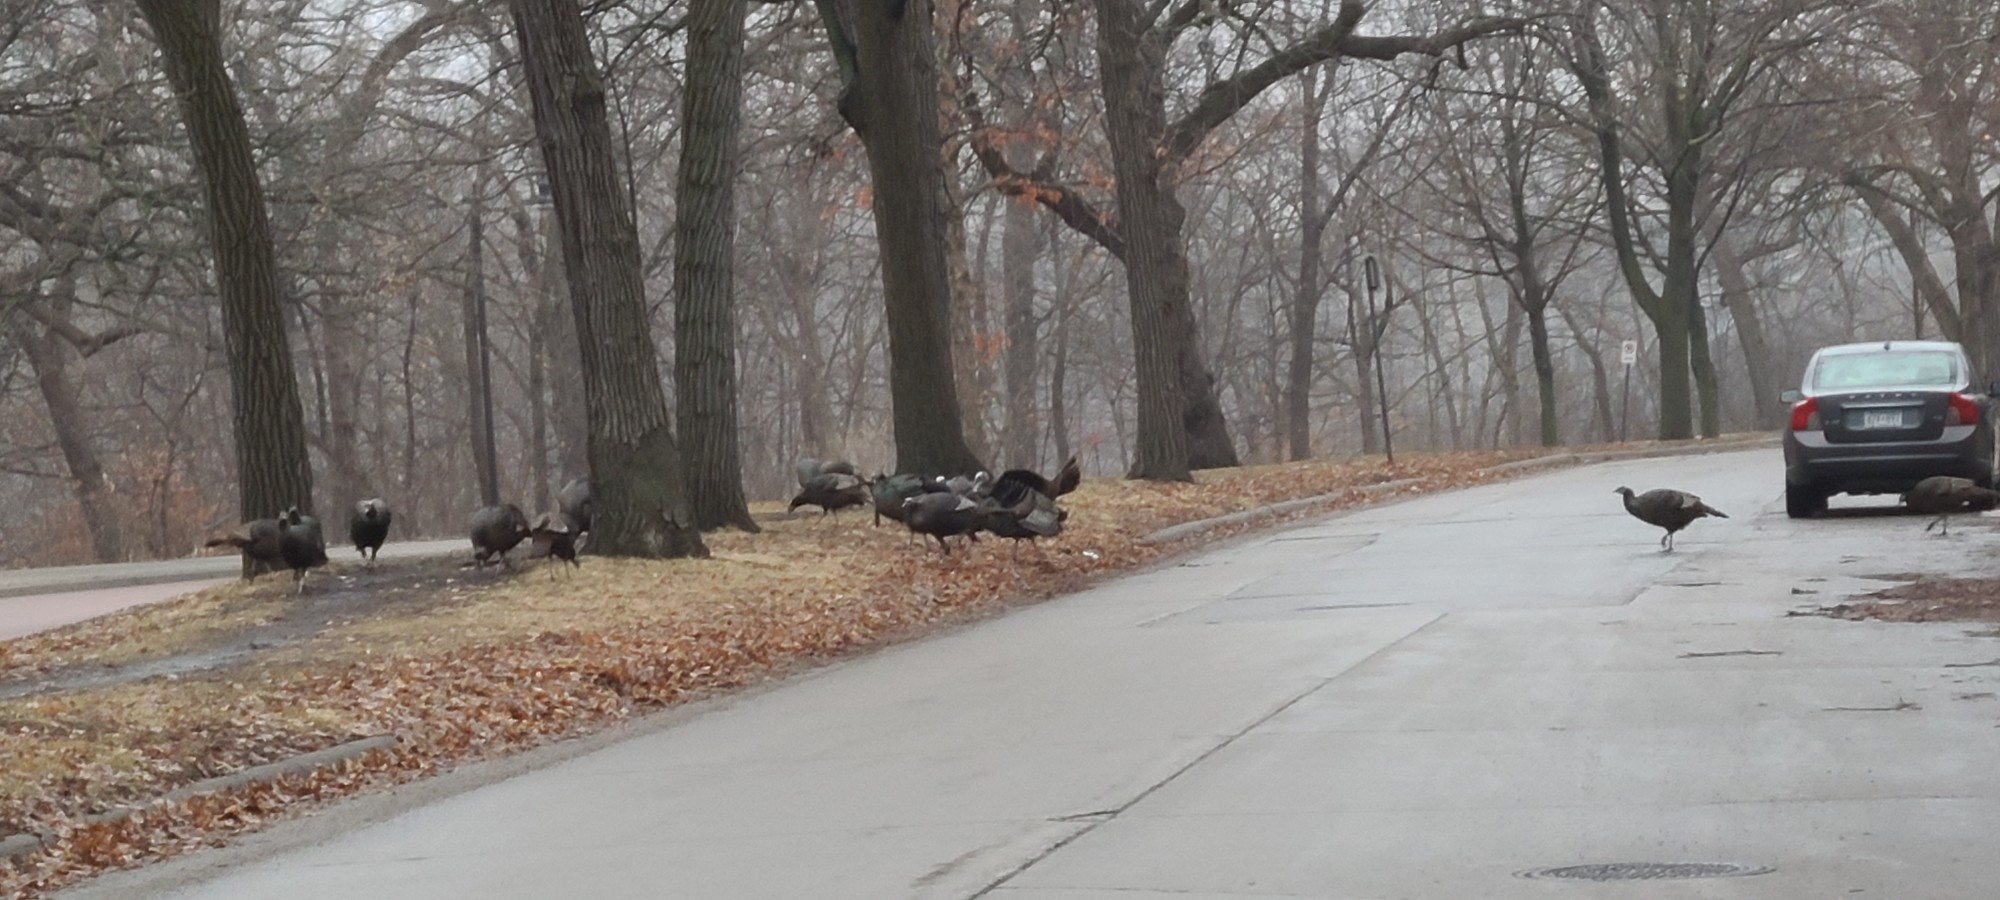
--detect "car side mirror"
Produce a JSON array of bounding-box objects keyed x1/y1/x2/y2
[{"x1": 1779, "y1": 389, "x2": 1803, "y2": 404}]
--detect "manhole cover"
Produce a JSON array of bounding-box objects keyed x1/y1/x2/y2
[{"x1": 1518, "y1": 862, "x2": 1773, "y2": 881}]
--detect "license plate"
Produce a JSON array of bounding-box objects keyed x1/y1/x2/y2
[{"x1": 1858, "y1": 410, "x2": 1908, "y2": 429}]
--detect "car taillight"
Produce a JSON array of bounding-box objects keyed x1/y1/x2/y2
[
  {"x1": 1789, "y1": 396, "x2": 1820, "y2": 431},
  {"x1": 1946, "y1": 392, "x2": 1980, "y2": 426}
]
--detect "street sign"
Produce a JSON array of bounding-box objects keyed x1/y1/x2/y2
[{"x1": 1619, "y1": 339, "x2": 1638, "y2": 366}]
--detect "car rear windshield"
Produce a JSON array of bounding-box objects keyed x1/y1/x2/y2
[{"x1": 1811, "y1": 350, "x2": 1960, "y2": 391}]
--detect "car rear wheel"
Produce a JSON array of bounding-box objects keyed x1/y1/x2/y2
[{"x1": 1786, "y1": 484, "x2": 1827, "y2": 518}]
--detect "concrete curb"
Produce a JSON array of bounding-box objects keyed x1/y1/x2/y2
[
  {"x1": 1134, "y1": 435, "x2": 1779, "y2": 546},
  {"x1": 0, "y1": 735, "x2": 397, "y2": 860}
]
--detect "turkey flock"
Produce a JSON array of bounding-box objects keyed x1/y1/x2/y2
[
  {"x1": 201, "y1": 455, "x2": 1080, "y2": 592},
  {"x1": 789, "y1": 456, "x2": 1083, "y2": 557},
  {"x1": 204, "y1": 479, "x2": 588, "y2": 592}
]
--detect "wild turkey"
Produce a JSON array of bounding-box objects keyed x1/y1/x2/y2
[
  {"x1": 790, "y1": 471, "x2": 870, "y2": 517},
  {"x1": 942, "y1": 471, "x2": 994, "y2": 499},
  {"x1": 528, "y1": 512, "x2": 580, "y2": 574},
  {"x1": 978, "y1": 458, "x2": 1080, "y2": 553},
  {"x1": 997, "y1": 456, "x2": 1081, "y2": 501},
  {"x1": 902, "y1": 491, "x2": 983, "y2": 555},
  {"x1": 557, "y1": 478, "x2": 591, "y2": 535},
  {"x1": 278, "y1": 506, "x2": 329, "y2": 594},
  {"x1": 348, "y1": 498, "x2": 392, "y2": 566},
  {"x1": 978, "y1": 489, "x2": 1065, "y2": 553},
  {"x1": 795, "y1": 458, "x2": 859, "y2": 489},
  {"x1": 869, "y1": 473, "x2": 934, "y2": 526},
  {"x1": 1902, "y1": 476, "x2": 2000, "y2": 536},
  {"x1": 1615, "y1": 486, "x2": 1728, "y2": 551},
  {"x1": 204, "y1": 517, "x2": 286, "y2": 579},
  {"x1": 470, "y1": 503, "x2": 533, "y2": 570}
]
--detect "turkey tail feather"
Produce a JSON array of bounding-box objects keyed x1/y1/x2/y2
[{"x1": 1053, "y1": 456, "x2": 1081, "y2": 497}]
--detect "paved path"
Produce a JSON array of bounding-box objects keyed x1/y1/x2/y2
[
  {"x1": 0, "y1": 539, "x2": 468, "y2": 638},
  {"x1": 0, "y1": 580, "x2": 227, "y2": 642},
  {"x1": 63, "y1": 448, "x2": 2000, "y2": 898}
]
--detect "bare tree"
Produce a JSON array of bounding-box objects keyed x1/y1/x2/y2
[
  {"x1": 133, "y1": 0, "x2": 315, "y2": 558},
  {"x1": 509, "y1": 0, "x2": 707, "y2": 558},
  {"x1": 813, "y1": 0, "x2": 985, "y2": 476},
  {"x1": 1421, "y1": 35, "x2": 1598, "y2": 447},
  {"x1": 980, "y1": 0, "x2": 1520, "y2": 479},
  {"x1": 1840, "y1": 0, "x2": 1998, "y2": 371},
  {"x1": 1562, "y1": 0, "x2": 1835, "y2": 439},
  {"x1": 675, "y1": 0, "x2": 759, "y2": 531}
]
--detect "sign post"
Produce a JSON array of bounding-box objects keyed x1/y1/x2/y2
[{"x1": 1618, "y1": 339, "x2": 1638, "y2": 442}]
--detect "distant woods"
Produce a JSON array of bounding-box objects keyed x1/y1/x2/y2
[{"x1": 0, "y1": 0, "x2": 1991, "y2": 563}]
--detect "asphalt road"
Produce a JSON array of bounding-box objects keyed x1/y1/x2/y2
[
  {"x1": 62, "y1": 447, "x2": 2000, "y2": 898},
  {"x1": 0, "y1": 538, "x2": 470, "y2": 639}
]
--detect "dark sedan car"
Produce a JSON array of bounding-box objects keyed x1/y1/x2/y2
[{"x1": 1783, "y1": 340, "x2": 2000, "y2": 518}]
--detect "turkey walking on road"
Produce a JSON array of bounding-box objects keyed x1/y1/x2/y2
[
  {"x1": 1615, "y1": 486, "x2": 1727, "y2": 552},
  {"x1": 1902, "y1": 476, "x2": 2000, "y2": 536},
  {"x1": 348, "y1": 499, "x2": 392, "y2": 566}
]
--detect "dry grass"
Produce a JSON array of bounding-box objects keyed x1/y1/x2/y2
[{"x1": 0, "y1": 443, "x2": 1736, "y2": 896}]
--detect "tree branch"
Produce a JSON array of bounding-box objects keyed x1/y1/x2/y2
[
  {"x1": 1148, "y1": 0, "x2": 1207, "y2": 46},
  {"x1": 1848, "y1": 173, "x2": 1963, "y2": 338},
  {"x1": 967, "y1": 126, "x2": 1126, "y2": 261},
  {"x1": 1160, "y1": 1, "x2": 1525, "y2": 165},
  {"x1": 811, "y1": 0, "x2": 864, "y2": 130}
]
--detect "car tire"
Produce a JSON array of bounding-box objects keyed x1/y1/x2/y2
[{"x1": 1786, "y1": 484, "x2": 1826, "y2": 519}]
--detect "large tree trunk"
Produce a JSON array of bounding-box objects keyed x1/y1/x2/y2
[
  {"x1": 813, "y1": 0, "x2": 984, "y2": 476},
  {"x1": 945, "y1": 185, "x2": 995, "y2": 463},
  {"x1": 673, "y1": 0, "x2": 758, "y2": 532},
  {"x1": 510, "y1": 0, "x2": 706, "y2": 558},
  {"x1": 134, "y1": 0, "x2": 315, "y2": 565},
  {"x1": 1285, "y1": 67, "x2": 1328, "y2": 462},
  {"x1": 1093, "y1": 0, "x2": 1201, "y2": 479},
  {"x1": 1525, "y1": 303, "x2": 1558, "y2": 447},
  {"x1": 1000, "y1": 197, "x2": 1043, "y2": 469},
  {"x1": 1662, "y1": 150, "x2": 1705, "y2": 440},
  {"x1": 1512, "y1": 228, "x2": 1558, "y2": 447}
]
